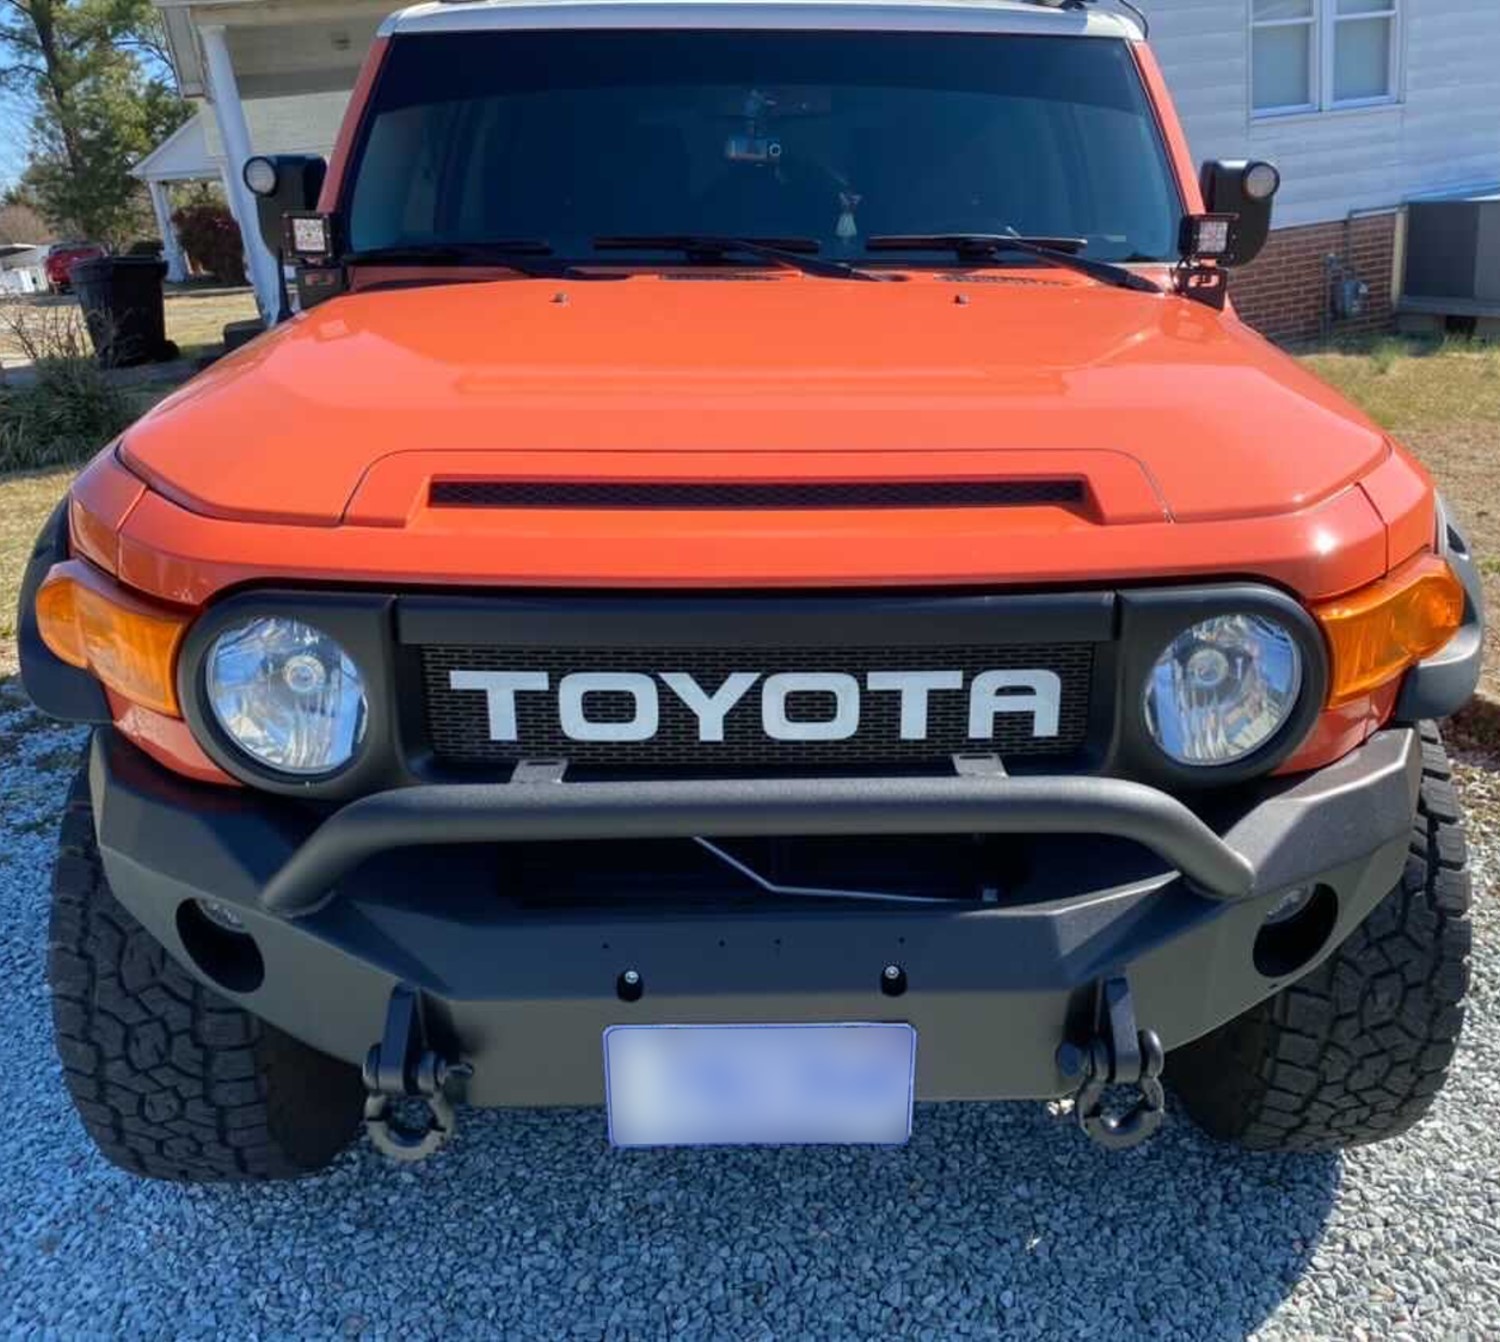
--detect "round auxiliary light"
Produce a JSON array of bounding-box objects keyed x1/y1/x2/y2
[
  {"x1": 205, "y1": 617, "x2": 367, "y2": 775},
  {"x1": 195, "y1": 897, "x2": 248, "y2": 934},
  {"x1": 1242, "y1": 161, "x2": 1281, "y2": 203},
  {"x1": 242, "y1": 155, "x2": 279, "y2": 197},
  {"x1": 1143, "y1": 614, "x2": 1302, "y2": 767}
]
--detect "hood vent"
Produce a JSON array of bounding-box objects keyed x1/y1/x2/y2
[
  {"x1": 937, "y1": 274, "x2": 1067, "y2": 287},
  {"x1": 429, "y1": 479, "x2": 1085, "y2": 510}
]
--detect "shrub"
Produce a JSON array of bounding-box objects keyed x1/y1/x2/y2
[
  {"x1": 2, "y1": 300, "x2": 93, "y2": 364},
  {"x1": 0, "y1": 303, "x2": 136, "y2": 472},
  {"x1": 171, "y1": 201, "x2": 246, "y2": 284},
  {"x1": 0, "y1": 363, "x2": 136, "y2": 472}
]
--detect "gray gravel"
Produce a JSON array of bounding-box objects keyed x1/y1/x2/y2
[{"x1": 2, "y1": 688, "x2": 1498, "y2": 1341}]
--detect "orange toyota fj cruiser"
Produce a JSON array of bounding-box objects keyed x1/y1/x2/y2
[{"x1": 22, "y1": 0, "x2": 1481, "y2": 1180}]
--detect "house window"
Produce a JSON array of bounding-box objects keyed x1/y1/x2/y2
[{"x1": 1252, "y1": 0, "x2": 1398, "y2": 116}]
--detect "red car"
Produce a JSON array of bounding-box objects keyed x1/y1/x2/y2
[{"x1": 44, "y1": 240, "x2": 105, "y2": 293}]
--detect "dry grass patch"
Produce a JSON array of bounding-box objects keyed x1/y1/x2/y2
[
  {"x1": 0, "y1": 468, "x2": 75, "y2": 675},
  {"x1": 1299, "y1": 336, "x2": 1500, "y2": 433},
  {"x1": 157, "y1": 286, "x2": 260, "y2": 359},
  {"x1": 1298, "y1": 336, "x2": 1500, "y2": 699},
  {"x1": 1, "y1": 286, "x2": 258, "y2": 367}
]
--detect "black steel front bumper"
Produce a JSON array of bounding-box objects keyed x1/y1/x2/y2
[{"x1": 90, "y1": 724, "x2": 1421, "y2": 1106}]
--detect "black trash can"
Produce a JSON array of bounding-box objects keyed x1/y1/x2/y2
[{"x1": 71, "y1": 256, "x2": 177, "y2": 369}]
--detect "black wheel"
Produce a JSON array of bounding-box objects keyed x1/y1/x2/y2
[
  {"x1": 47, "y1": 752, "x2": 365, "y2": 1181},
  {"x1": 1170, "y1": 723, "x2": 1471, "y2": 1151}
]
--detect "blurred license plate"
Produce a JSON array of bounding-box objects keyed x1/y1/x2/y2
[{"x1": 604, "y1": 1023, "x2": 916, "y2": 1147}]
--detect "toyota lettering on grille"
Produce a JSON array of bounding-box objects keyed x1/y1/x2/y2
[{"x1": 447, "y1": 669, "x2": 1062, "y2": 743}]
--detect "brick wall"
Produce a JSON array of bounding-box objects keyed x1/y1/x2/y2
[{"x1": 1229, "y1": 212, "x2": 1398, "y2": 344}]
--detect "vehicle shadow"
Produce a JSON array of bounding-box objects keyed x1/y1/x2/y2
[{"x1": 198, "y1": 1096, "x2": 1338, "y2": 1339}]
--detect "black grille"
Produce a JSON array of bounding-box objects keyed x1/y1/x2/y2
[
  {"x1": 428, "y1": 479, "x2": 1085, "y2": 510},
  {"x1": 420, "y1": 643, "x2": 1093, "y2": 772}
]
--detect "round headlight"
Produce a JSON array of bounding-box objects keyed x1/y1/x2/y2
[
  {"x1": 242, "y1": 155, "x2": 278, "y2": 197},
  {"x1": 1242, "y1": 160, "x2": 1281, "y2": 203},
  {"x1": 205, "y1": 618, "x2": 367, "y2": 775},
  {"x1": 1143, "y1": 614, "x2": 1302, "y2": 767}
]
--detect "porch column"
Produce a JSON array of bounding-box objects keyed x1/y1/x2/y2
[
  {"x1": 147, "y1": 179, "x2": 188, "y2": 282},
  {"x1": 198, "y1": 23, "x2": 279, "y2": 322}
]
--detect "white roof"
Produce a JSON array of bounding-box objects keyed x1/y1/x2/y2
[
  {"x1": 132, "y1": 110, "x2": 213, "y2": 182},
  {"x1": 381, "y1": 0, "x2": 1141, "y2": 41},
  {"x1": 133, "y1": 96, "x2": 348, "y2": 182}
]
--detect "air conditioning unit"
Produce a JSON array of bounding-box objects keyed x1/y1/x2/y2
[{"x1": 1404, "y1": 196, "x2": 1500, "y2": 305}]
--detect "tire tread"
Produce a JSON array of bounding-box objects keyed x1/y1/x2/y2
[
  {"x1": 48, "y1": 754, "x2": 362, "y2": 1182},
  {"x1": 1171, "y1": 722, "x2": 1472, "y2": 1152}
]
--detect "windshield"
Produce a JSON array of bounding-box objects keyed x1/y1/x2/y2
[{"x1": 347, "y1": 30, "x2": 1182, "y2": 265}]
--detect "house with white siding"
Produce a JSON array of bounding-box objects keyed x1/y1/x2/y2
[
  {"x1": 1151, "y1": 0, "x2": 1500, "y2": 337},
  {"x1": 146, "y1": 0, "x2": 1500, "y2": 340},
  {"x1": 0, "y1": 243, "x2": 49, "y2": 295}
]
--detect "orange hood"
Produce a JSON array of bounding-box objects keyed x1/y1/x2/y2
[{"x1": 124, "y1": 271, "x2": 1387, "y2": 529}]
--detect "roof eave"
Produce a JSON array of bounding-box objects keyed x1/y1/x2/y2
[{"x1": 379, "y1": 0, "x2": 1141, "y2": 42}]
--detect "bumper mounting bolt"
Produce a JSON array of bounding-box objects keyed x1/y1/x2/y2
[
  {"x1": 617, "y1": 968, "x2": 644, "y2": 1002},
  {"x1": 1054, "y1": 1041, "x2": 1088, "y2": 1085},
  {"x1": 880, "y1": 964, "x2": 907, "y2": 997}
]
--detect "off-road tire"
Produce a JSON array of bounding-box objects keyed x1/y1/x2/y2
[
  {"x1": 1170, "y1": 722, "x2": 1471, "y2": 1151},
  {"x1": 48, "y1": 754, "x2": 365, "y2": 1181}
]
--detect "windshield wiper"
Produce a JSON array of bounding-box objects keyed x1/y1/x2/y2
[
  {"x1": 865, "y1": 234, "x2": 1160, "y2": 293},
  {"x1": 343, "y1": 241, "x2": 556, "y2": 276},
  {"x1": 592, "y1": 234, "x2": 883, "y2": 282}
]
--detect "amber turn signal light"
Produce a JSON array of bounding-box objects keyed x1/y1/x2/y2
[
  {"x1": 1314, "y1": 553, "x2": 1465, "y2": 706},
  {"x1": 35, "y1": 561, "x2": 188, "y2": 717}
]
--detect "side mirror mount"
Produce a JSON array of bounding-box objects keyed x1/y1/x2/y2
[
  {"x1": 1174, "y1": 160, "x2": 1280, "y2": 311},
  {"x1": 243, "y1": 154, "x2": 331, "y2": 319},
  {"x1": 1196, "y1": 159, "x2": 1280, "y2": 266}
]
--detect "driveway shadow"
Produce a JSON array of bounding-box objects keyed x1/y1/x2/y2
[{"x1": 177, "y1": 1098, "x2": 1336, "y2": 1339}]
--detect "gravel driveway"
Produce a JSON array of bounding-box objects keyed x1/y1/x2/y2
[{"x1": 2, "y1": 687, "x2": 1497, "y2": 1341}]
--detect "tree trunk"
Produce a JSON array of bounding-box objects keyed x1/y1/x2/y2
[{"x1": 27, "y1": 1, "x2": 86, "y2": 183}]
